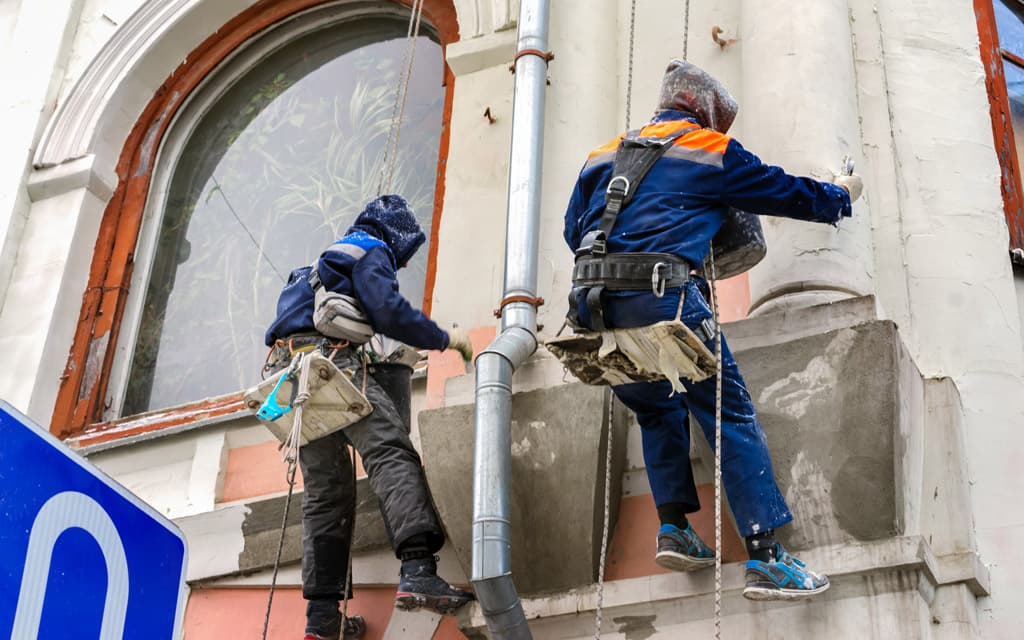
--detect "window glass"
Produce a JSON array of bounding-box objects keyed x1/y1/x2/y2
[
  {"x1": 123, "y1": 19, "x2": 443, "y2": 415},
  {"x1": 996, "y1": 0, "x2": 1024, "y2": 60},
  {"x1": 1004, "y1": 62, "x2": 1024, "y2": 186}
]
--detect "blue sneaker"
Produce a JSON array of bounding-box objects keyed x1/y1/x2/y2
[
  {"x1": 654, "y1": 523, "x2": 716, "y2": 571},
  {"x1": 743, "y1": 543, "x2": 830, "y2": 601}
]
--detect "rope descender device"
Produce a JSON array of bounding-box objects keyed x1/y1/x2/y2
[{"x1": 256, "y1": 371, "x2": 298, "y2": 422}]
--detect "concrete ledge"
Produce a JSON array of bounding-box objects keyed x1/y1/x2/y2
[
  {"x1": 724, "y1": 294, "x2": 879, "y2": 352},
  {"x1": 935, "y1": 552, "x2": 991, "y2": 597},
  {"x1": 458, "y1": 537, "x2": 987, "y2": 633},
  {"x1": 177, "y1": 477, "x2": 390, "y2": 583},
  {"x1": 420, "y1": 382, "x2": 629, "y2": 594}
]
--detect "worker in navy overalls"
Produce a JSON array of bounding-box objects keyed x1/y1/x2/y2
[
  {"x1": 265, "y1": 195, "x2": 474, "y2": 639},
  {"x1": 563, "y1": 60, "x2": 864, "y2": 600}
]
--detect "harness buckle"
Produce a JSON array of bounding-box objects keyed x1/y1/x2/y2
[
  {"x1": 606, "y1": 175, "x2": 630, "y2": 198},
  {"x1": 577, "y1": 229, "x2": 607, "y2": 258},
  {"x1": 699, "y1": 318, "x2": 717, "y2": 343},
  {"x1": 651, "y1": 262, "x2": 669, "y2": 298}
]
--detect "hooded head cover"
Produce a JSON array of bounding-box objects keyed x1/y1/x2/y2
[
  {"x1": 656, "y1": 59, "x2": 739, "y2": 134},
  {"x1": 347, "y1": 194, "x2": 426, "y2": 267}
]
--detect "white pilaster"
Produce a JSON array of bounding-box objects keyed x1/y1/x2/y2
[
  {"x1": 0, "y1": 157, "x2": 116, "y2": 423},
  {"x1": 740, "y1": 0, "x2": 874, "y2": 315},
  {"x1": 0, "y1": 0, "x2": 84, "y2": 316}
]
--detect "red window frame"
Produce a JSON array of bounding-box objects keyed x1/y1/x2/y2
[
  {"x1": 51, "y1": 0, "x2": 459, "y2": 443},
  {"x1": 977, "y1": 0, "x2": 1024, "y2": 261}
]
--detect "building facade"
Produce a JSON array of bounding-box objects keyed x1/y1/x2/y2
[{"x1": 1, "y1": 0, "x2": 1022, "y2": 637}]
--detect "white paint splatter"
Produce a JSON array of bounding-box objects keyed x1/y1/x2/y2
[
  {"x1": 758, "y1": 329, "x2": 858, "y2": 419},
  {"x1": 511, "y1": 438, "x2": 533, "y2": 457}
]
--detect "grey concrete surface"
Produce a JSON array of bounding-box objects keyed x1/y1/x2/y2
[
  {"x1": 422, "y1": 312, "x2": 948, "y2": 596},
  {"x1": 735, "y1": 320, "x2": 907, "y2": 550},
  {"x1": 419, "y1": 383, "x2": 629, "y2": 595}
]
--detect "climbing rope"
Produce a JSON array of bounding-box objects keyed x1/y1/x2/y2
[
  {"x1": 593, "y1": 390, "x2": 615, "y2": 640},
  {"x1": 378, "y1": 0, "x2": 426, "y2": 196},
  {"x1": 682, "y1": 0, "x2": 691, "y2": 60},
  {"x1": 262, "y1": 353, "x2": 313, "y2": 640},
  {"x1": 685, "y1": 0, "x2": 725, "y2": 631},
  {"x1": 591, "y1": 1, "x2": 723, "y2": 637},
  {"x1": 341, "y1": 443, "x2": 357, "y2": 629},
  {"x1": 708, "y1": 248, "x2": 724, "y2": 640},
  {"x1": 624, "y1": 0, "x2": 637, "y2": 130},
  {"x1": 591, "y1": 3, "x2": 640, "y2": 635}
]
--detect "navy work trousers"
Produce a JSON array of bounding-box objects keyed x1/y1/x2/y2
[{"x1": 575, "y1": 279, "x2": 793, "y2": 537}]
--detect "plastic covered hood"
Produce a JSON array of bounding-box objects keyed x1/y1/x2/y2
[
  {"x1": 347, "y1": 195, "x2": 426, "y2": 267},
  {"x1": 656, "y1": 59, "x2": 738, "y2": 133}
]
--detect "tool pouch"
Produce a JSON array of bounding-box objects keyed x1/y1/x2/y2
[
  {"x1": 308, "y1": 268, "x2": 375, "y2": 344},
  {"x1": 544, "y1": 320, "x2": 716, "y2": 393},
  {"x1": 245, "y1": 352, "x2": 372, "y2": 445}
]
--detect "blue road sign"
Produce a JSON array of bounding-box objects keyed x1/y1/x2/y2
[{"x1": 0, "y1": 400, "x2": 187, "y2": 639}]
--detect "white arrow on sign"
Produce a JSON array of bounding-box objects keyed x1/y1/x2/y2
[{"x1": 11, "y1": 491, "x2": 130, "y2": 639}]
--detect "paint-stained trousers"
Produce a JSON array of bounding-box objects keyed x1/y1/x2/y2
[
  {"x1": 273, "y1": 344, "x2": 445, "y2": 600},
  {"x1": 575, "y1": 279, "x2": 793, "y2": 537}
]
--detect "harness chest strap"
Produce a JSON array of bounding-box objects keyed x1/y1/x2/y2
[{"x1": 571, "y1": 127, "x2": 692, "y2": 330}]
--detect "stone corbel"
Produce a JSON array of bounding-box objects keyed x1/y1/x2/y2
[{"x1": 26, "y1": 155, "x2": 119, "y2": 204}]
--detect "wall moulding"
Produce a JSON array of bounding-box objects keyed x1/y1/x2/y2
[
  {"x1": 34, "y1": 0, "x2": 255, "y2": 170},
  {"x1": 451, "y1": 0, "x2": 516, "y2": 39}
]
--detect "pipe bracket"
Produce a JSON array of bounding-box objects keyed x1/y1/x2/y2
[
  {"x1": 509, "y1": 49, "x2": 555, "y2": 73},
  {"x1": 494, "y1": 295, "x2": 545, "y2": 318}
]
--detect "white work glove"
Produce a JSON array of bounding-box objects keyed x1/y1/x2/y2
[
  {"x1": 834, "y1": 173, "x2": 864, "y2": 204},
  {"x1": 447, "y1": 328, "x2": 474, "y2": 363}
]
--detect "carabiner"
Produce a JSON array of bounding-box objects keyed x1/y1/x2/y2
[{"x1": 651, "y1": 262, "x2": 668, "y2": 298}]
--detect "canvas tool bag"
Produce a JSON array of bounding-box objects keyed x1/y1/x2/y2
[{"x1": 245, "y1": 351, "x2": 372, "y2": 445}]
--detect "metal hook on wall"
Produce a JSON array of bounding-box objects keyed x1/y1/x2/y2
[{"x1": 711, "y1": 26, "x2": 736, "y2": 49}]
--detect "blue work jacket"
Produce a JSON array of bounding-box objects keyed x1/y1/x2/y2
[
  {"x1": 563, "y1": 109, "x2": 852, "y2": 269},
  {"x1": 265, "y1": 199, "x2": 449, "y2": 351}
]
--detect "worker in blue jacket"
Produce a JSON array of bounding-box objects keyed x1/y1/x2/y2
[
  {"x1": 266, "y1": 195, "x2": 474, "y2": 640},
  {"x1": 563, "y1": 60, "x2": 863, "y2": 601}
]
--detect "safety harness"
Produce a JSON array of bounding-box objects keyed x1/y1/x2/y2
[
  {"x1": 548, "y1": 127, "x2": 718, "y2": 393},
  {"x1": 566, "y1": 127, "x2": 713, "y2": 343}
]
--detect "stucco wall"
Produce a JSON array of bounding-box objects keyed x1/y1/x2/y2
[
  {"x1": 1, "y1": 0, "x2": 1023, "y2": 637},
  {"x1": 861, "y1": 1, "x2": 1024, "y2": 634}
]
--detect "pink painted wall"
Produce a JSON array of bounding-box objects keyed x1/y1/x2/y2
[
  {"x1": 714, "y1": 273, "x2": 751, "y2": 323},
  {"x1": 220, "y1": 440, "x2": 367, "y2": 504},
  {"x1": 184, "y1": 587, "x2": 410, "y2": 639},
  {"x1": 605, "y1": 485, "x2": 747, "y2": 581}
]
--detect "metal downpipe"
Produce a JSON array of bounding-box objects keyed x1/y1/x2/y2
[{"x1": 470, "y1": 0, "x2": 549, "y2": 638}]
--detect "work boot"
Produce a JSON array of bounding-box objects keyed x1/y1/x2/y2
[
  {"x1": 743, "y1": 542, "x2": 830, "y2": 601},
  {"x1": 305, "y1": 598, "x2": 366, "y2": 640},
  {"x1": 302, "y1": 615, "x2": 365, "y2": 640},
  {"x1": 395, "y1": 556, "x2": 474, "y2": 615},
  {"x1": 654, "y1": 523, "x2": 716, "y2": 572}
]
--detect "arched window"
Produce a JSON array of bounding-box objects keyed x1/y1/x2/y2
[{"x1": 50, "y1": 1, "x2": 457, "y2": 434}]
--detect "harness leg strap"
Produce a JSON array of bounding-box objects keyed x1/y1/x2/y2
[{"x1": 586, "y1": 286, "x2": 607, "y2": 331}]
